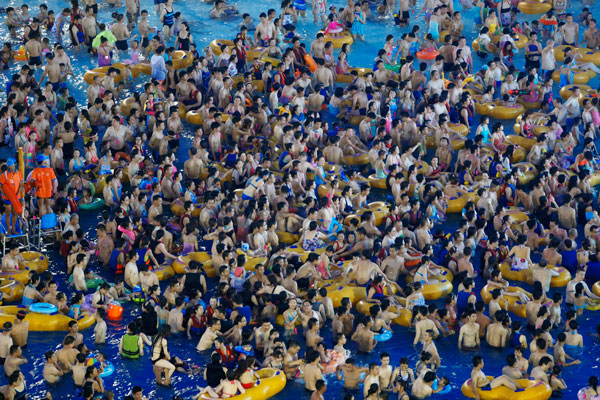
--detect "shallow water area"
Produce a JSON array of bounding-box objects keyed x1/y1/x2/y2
[{"x1": 1, "y1": 0, "x2": 600, "y2": 398}]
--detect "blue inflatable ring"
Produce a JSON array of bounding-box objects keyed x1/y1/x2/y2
[
  {"x1": 374, "y1": 329, "x2": 393, "y2": 342},
  {"x1": 28, "y1": 303, "x2": 58, "y2": 314},
  {"x1": 99, "y1": 361, "x2": 114, "y2": 378}
]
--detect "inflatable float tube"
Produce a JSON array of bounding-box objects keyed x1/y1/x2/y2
[
  {"x1": 67, "y1": 274, "x2": 104, "y2": 290},
  {"x1": 275, "y1": 231, "x2": 300, "y2": 244},
  {"x1": 480, "y1": 284, "x2": 530, "y2": 318},
  {"x1": 406, "y1": 269, "x2": 454, "y2": 300},
  {"x1": 425, "y1": 135, "x2": 465, "y2": 151},
  {"x1": 320, "y1": 31, "x2": 354, "y2": 48},
  {"x1": 517, "y1": 96, "x2": 541, "y2": 110},
  {"x1": 209, "y1": 39, "x2": 234, "y2": 55},
  {"x1": 461, "y1": 377, "x2": 551, "y2": 400},
  {"x1": 446, "y1": 192, "x2": 479, "y2": 214},
  {"x1": 120, "y1": 96, "x2": 138, "y2": 116},
  {"x1": 516, "y1": 163, "x2": 538, "y2": 185},
  {"x1": 22, "y1": 251, "x2": 49, "y2": 273},
  {"x1": 594, "y1": 281, "x2": 600, "y2": 297},
  {"x1": 28, "y1": 302, "x2": 58, "y2": 314},
  {"x1": 448, "y1": 123, "x2": 469, "y2": 136},
  {"x1": 172, "y1": 50, "x2": 193, "y2": 69},
  {"x1": 79, "y1": 198, "x2": 105, "y2": 211},
  {"x1": 517, "y1": 0, "x2": 552, "y2": 14},
  {"x1": 198, "y1": 368, "x2": 286, "y2": 400},
  {"x1": 275, "y1": 313, "x2": 301, "y2": 326},
  {"x1": 170, "y1": 199, "x2": 202, "y2": 217},
  {"x1": 499, "y1": 262, "x2": 571, "y2": 287},
  {"x1": 305, "y1": 162, "x2": 342, "y2": 180},
  {"x1": 335, "y1": 67, "x2": 372, "y2": 84},
  {"x1": 486, "y1": 102, "x2": 525, "y2": 119},
  {"x1": 554, "y1": 45, "x2": 600, "y2": 65},
  {"x1": 472, "y1": 35, "x2": 500, "y2": 53},
  {"x1": 356, "y1": 297, "x2": 411, "y2": 327},
  {"x1": 368, "y1": 174, "x2": 387, "y2": 189},
  {"x1": 472, "y1": 95, "x2": 492, "y2": 115},
  {"x1": 505, "y1": 135, "x2": 536, "y2": 151},
  {"x1": 234, "y1": 345, "x2": 255, "y2": 357},
  {"x1": 0, "y1": 279, "x2": 24, "y2": 303},
  {"x1": 342, "y1": 153, "x2": 370, "y2": 166},
  {"x1": 552, "y1": 69, "x2": 596, "y2": 84},
  {"x1": 513, "y1": 113, "x2": 549, "y2": 135},
  {"x1": 235, "y1": 249, "x2": 268, "y2": 273},
  {"x1": 0, "y1": 305, "x2": 95, "y2": 331},
  {"x1": 153, "y1": 265, "x2": 175, "y2": 281},
  {"x1": 172, "y1": 252, "x2": 213, "y2": 275},
  {"x1": 99, "y1": 361, "x2": 114, "y2": 378},
  {"x1": 185, "y1": 110, "x2": 203, "y2": 125},
  {"x1": 417, "y1": 48, "x2": 439, "y2": 60},
  {"x1": 0, "y1": 270, "x2": 30, "y2": 285},
  {"x1": 585, "y1": 301, "x2": 600, "y2": 311},
  {"x1": 374, "y1": 329, "x2": 393, "y2": 342}
]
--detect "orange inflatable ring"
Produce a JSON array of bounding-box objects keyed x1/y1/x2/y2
[
  {"x1": 114, "y1": 152, "x2": 130, "y2": 162},
  {"x1": 416, "y1": 48, "x2": 439, "y2": 60}
]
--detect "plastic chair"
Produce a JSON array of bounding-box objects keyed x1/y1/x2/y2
[
  {"x1": 0, "y1": 215, "x2": 30, "y2": 255},
  {"x1": 37, "y1": 213, "x2": 62, "y2": 248}
]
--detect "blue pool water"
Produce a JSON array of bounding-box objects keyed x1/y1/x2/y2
[{"x1": 0, "y1": 0, "x2": 599, "y2": 399}]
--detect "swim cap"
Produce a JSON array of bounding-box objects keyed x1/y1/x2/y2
[
  {"x1": 133, "y1": 285, "x2": 142, "y2": 293},
  {"x1": 6, "y1": 158, "x2": 15, "y2": 167}
]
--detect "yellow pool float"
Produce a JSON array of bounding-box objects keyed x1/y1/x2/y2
[
  {"x1": 342, "y1": 152, "x2": 369, "y2": 166},
  {"x1": 235, "y1": 250, "x2": 268, "y2": 272},
  {"x1": 170, "y1": 199, "x2": 202, "y2": 217},
  {"x1": 553, "y1": 45, "x2": 600, "y2": 65},
  {"x1": 552, "y1": 69, "x2": 596, "y2": 84},
  {"x1": 0, "y1": 279, "x2": 24, "y2": 303},
  {"x1": 185, "y1": 110, "x2": 204, "y2": 125},
  {"x1": 448, "y1": 123, "x2": 469, "y2": 136},
  {"x1": 198, "y1": 368, "x2": 286, "y2": 400},
  {"x1": 517, "y1": 96, "x2": 541, "y2": 110},
  {"x1": 344, "y1": 202, "x2": 390, "y2": 226},
  {"x1": 461, "y1": 377, "x2": 551, "y2": 400},
  {"x1": 320, "y1": 31, "x2": 354, "y2": 48},
  {"x1": 515, "y1": 163, "x2": 538, "y2": 185},
  {"x1": 472, "y1": 95, "x2": 492, "y2": 115},
  {"x1": 447, "y1": 191, "x2": 479, "y2": 214},
  {"x1": 593, "y1": 281, "x2": 600, "y2": 297},
  {"x1": 486, "y1": 102, "x2": 525, "y2": 119},
  {"x1": 209, "y1": 39, "x2": 234, "y2": 55},
  {"x1": 22, "y1": 251, "x2": 49, "y2": 273},
  {"x1": 171, "y1": 50, "x2": 194, "y2": 69},
  {"x1": 406, "y1": 267, "x2": 454, "y2": 300},
  {"x1": 335, "y1": 67, "x2": 372, "y2": 84},
  {"x1": 505, "y1": 135, "x2": 536, "y2": 151},
  {"x1": 425, "y1": 135, "x2": 465, "y2": 151},
  {"x1": 517, "y1": 0, "x2": 552, "y2": 14},
  {"x1": 83, "y1": 63, "x2": 131, "y2": 84},
  {"x1": 154, "y1": 265, "x2": 175, "y2": 281},
  {"x1": 276, "y1": 231, "x2": 300, "y2": 244},
  {"x1": 172, "y1": 252, "x2": 213, "y2": 276},
  {"x1": 480, "y1": 284, "x2": 531, "y2": 318},
  {"x1": 513, "y1": 113, "x2": 549, "y2": 135},
  {"x1": 499, "y1": 263, "x2": 571, "y2": 287},
  {"x1": 0, "y1": 305, "x2": 95, "y2": 331},
  {"x1": 368, "y1": 175, "x2": 387, "y2": 189},
  {"x1": 355, "y1": 296, "x2": 411, "y2": 327}
]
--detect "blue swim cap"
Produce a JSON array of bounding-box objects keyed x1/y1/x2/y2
[{"x1": 133, "y1": 285, "x2": 142, "y2": 293}]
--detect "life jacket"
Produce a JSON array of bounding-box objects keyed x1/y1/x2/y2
[
  {"x1": 121, "y1": 333, "x2": 140, "y2": 359},
  {"x1": 109, "y1": 249, "x2": 125, "y2": 274}
]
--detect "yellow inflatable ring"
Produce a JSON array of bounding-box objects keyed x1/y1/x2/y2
[
  {"x1": 516, "y1": 163, "x2": 538, "y2": 185},
  {"x1": 276, "y1": 231, "x2": 300, "y2": 244},
  {"x1": 209, "y1": 39, "x2": 234, "y2": 55},
  {"x1": 513, "y1": 34, "x2": 527, "y2": 48},
  {"x1": 0, "y1": 279, "x2": 24, "y2": 303},
  {"x1": 172, "y1": 50, "x2": 194, "y2": 69},
  {"x1": 22, "y1": 251, "x2": 49, "y2": 273},
  {"x1": 246, "y1": 47, "x2": 265, "y2": 61},
  {"x1": 499, "y1": 262, "x2": 571, "y2": 287},
  {"x1": 486, "y1": 102, "x2": 525, "y2": 119},
  {"x1": 505, "y1": 135, "x2": 536, "y2": 151},
  {"x1": 472, "y1": 95, "x2": 492, "y2": 115},
  {"x1": 197, "y1": 368, "x2": 286, "y2": 400},
  {"x1": 552, "y1": 69, "x2": 596, "y2": 84},
  {"x1": 446, "y1": 192, "x2": 479, "y2": 214},
  {"x1": 154, "y1": 265, "x2": 175, "y2": 281},
  {"x1": 0, "y1": 306, "x2": 95, "y2": 331},
  {"x1": 335, "y1": 67, "x2": 372, "y2": 84},
  {"x1": 480, "y1": 284, "x2": 530, "y2": 318},
  {"x1": 462, "y1": 377, "x2": 551, "y2": 399},
  {"x1": 517, "y1": 0, "x2": 552, "y2": 14},
  {"x1": 235, "y1": 249, "x2": 267, "y2": 272},
  {"x1": 355, "y1": 296, "x2": 411, "y2": 327},
  {"x1": 185, "y1": 111, "x2": 203, "y2": 125},
  {"x1": 593, "y1": 281, "x2": 600, "y2": 297},
  {"x1": 368, "y1": 175, "x2": 387, "y2": 189},
  {"x1": 343, "y1": 153, "x2": 370, "y2": 166},
  {"x1": 589, "y1": 171, "x2": 600, "y2": 186},
  {"x1": 513, "y1": 113, "x2": 549, "y2": 135},
  {"x1": 448, "y1": 123, "x2": 469, "y2": 136},
  {"x1": 405, "y1": 267, "x2": 454, "y2": 300},
  {"x1": 320, "y1": 31, "x2": 354, "y2": 49},
  {"x1": 172, "y1": 252, "x2": 213, "y2": 275}
]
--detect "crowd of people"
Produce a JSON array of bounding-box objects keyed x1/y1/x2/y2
[{"x1": 1, "y1": 0, "x2": 600, "y2": 399}]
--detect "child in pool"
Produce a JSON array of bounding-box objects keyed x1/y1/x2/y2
[{"x1": 324, "y1": 14, "x2": 344, "y2": 36}]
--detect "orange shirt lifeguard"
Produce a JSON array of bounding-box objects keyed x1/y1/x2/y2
[
  {"x1": 30, "y1": 166, "x2": 57, "y2": 198},
  {"x1": 0, "y1": 170, "x2": 24, "y2": 201}
]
